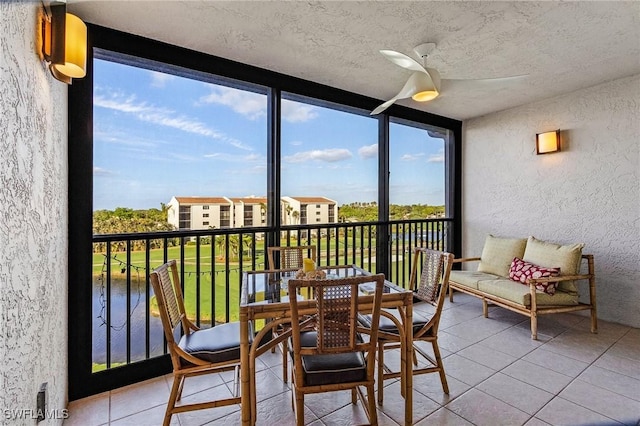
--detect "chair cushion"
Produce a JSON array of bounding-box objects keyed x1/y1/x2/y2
[
  {"x1": 290, "y1": 331, "x2": 367, "y2": 386},
  {"x1": 522, "y1": 236, "x2": 584, "y2": 295},
  {"x1": 477, "y1": 279, "x2": 579, "y2": 307},
  {"x1": 178, "y1": 321, "x2": 250, "y2": 365},
  {"x1": 449, "y1": 270, "x2": 500, "y2": 290},
  {"x1": 358, "y1": 309, "x2": 430, "y2": 336},
  {"x1": 477, "y1": 235, "x2": 527, "y2": 277}
]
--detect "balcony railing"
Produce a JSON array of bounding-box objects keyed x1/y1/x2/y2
[{"x1": 91, "y1": 218, "x2": 452, "y2": 372}]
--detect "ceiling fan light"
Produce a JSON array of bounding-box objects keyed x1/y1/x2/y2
[{"x1": 412, "y1": 90, "x2": 439, "y2": 102}]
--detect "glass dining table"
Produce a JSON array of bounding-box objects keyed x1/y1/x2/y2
[{"x1": 238, "y1": 264, "x2": 415, "y2": 426}]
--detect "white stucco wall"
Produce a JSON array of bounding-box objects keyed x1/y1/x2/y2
[
  {"x1": 0, "y1": 2, "x2": 68, "y2": 424},
  {"x1": 462, "y1": 74, "x2": 640, "y2": 328}
]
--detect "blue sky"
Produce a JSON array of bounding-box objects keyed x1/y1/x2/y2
[{"x1": 93, "y1": 59, "x2": 445, "y2": 211}]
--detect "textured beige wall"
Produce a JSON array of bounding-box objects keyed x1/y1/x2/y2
[
  {"x1": 462, "y1": 74, "x2": 640, "y2": 328},
  {"x1": 0, "y1": 1, "x2": 68, "y2": 423}
]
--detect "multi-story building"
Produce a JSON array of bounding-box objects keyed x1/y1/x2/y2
[
  {"x1": 167, "y1": 196, "x2": 233, "y2": 230},
  {"x1": 167, "y1": 196, "x2": 335, "y2": 230},
  {"x1": 280, "y1": 196, "x2": 337, "y2": 226}
]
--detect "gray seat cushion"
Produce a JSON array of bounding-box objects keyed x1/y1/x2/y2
[
  {"x1": 358, "y1": 309, "x2": 430, "y2": 336},
  {"x1": 178, "y1": 321, "x2": 251, "y2": 365},
  {"x1": 290, "y1": 331, "x2": 367, "y2": 386}
]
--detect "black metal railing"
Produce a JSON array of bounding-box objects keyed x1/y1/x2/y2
[{"x1": 90, "y1": 218, "x2": 452, "y2": 371}]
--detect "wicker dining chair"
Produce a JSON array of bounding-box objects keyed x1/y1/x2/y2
[
  {"x1": 287, "y1": 274, "x2": 385, "y2": 426},
  {"x1": 267, "y1": 245, "x2": 316, "y2": 270},
  {"x1": 266, "y1": 244, "x2": 317, "y2": 381},
  {"x1": 359, "y1": 247, "x2": 453, "y2": 405},
  {"x1": 149, "y1": 260, "x2": 249, "y2": 426}
]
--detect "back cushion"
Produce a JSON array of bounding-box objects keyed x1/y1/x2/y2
[
  {"x1": 522, "y1": 236, "x2": 584, "y2": 295},
  {"x1": 477, "y1": 235, "x2": 527, "y2": 277}
]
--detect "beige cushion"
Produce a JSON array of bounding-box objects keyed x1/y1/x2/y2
[
  {"x1": 477, "y1": 279, "x2": 579, "y2": 307},
  {"x1": 477, "y1": 235, "x2": 527, "y2": 277},
  {"x1": 449, "y1": 270, "x2": 500, "y2": 290},
  {"x1": 522, "y1": 236, "x2": 584, "y2": 295}
]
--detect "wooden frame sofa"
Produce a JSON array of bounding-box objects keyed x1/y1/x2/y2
[{"x1": 448, "y1": 235, "x2": 597, "y2": 339}]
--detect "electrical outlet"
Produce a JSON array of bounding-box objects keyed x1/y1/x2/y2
[{"x1": 36, "y1": 382, "x2": 47, "y2": 422}]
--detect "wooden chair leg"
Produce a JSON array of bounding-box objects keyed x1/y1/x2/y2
[
  {"x1": 176, "y1": 374, "x2": 186, "y2": 401},
  {"x1": 531, "y1": 312, "x2": 538, "y2": 340},
  {"x1": 351, "y1": 388, "x2": 357, "y2": 404},
  {"x1": 294, "y1": 389, "x2": 305, "y2": 425},
  {"x1": 282, "y1": 339, "x2": 288, "y2": 383},
  {"x1": 377, "y1": 342, "x2": 384, "y2": 405},
  {"x1": 482, "y1": 298, "x2": 489, "y2": 317},
  {"x1": 432, "y1": 339, "x2": 449, "y2": 394},
  {"x1": 165, "y1": 375, "x2": 181, "y2": 426},
  {"x1": 366, "y1": 384, "x2": 378, "y2": 426}
]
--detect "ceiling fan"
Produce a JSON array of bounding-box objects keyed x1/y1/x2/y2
[{"x1": 370, "y1": 42, "x2": 526, "y2": 115}]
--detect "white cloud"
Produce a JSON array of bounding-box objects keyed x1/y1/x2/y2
[
  {"x1": 150, "y1": 71, "x2": 175, "y2": 88},
  {"x1": 199, "y1": 86, "x2": 318, "y2": 122},
  {"x1": 284, "y1": 148, "x2": 352, "y2": 163},
  {"x1": 281, "y1": 100, "x2": 318, "y2": 123},
  {"x1": 427, "y1": 149, "x2": 445, "y2": 163},
  {"x1": 94, "y1": 90, "x2": 251, "y2": 150},
  {"x1": 290, "y1": 140, "x2": 303, "y2": 146},
  {"x1": 93, "y1": 166, "x2": 113, "y2": 176},
  {"x1": 199, "y1": 86, "x2": 266, "y2": 119},
  {"x1": 401, "y1": 153, "x2": 425, "y2": 161},
  {"x1": 204, "y1": 152, "x2": 265, "y2": 163},
  {"x1": 358, "y1": 144, "x2": 377, "y2": 159}
]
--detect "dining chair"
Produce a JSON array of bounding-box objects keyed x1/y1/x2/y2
[
  {"x1": 266, "y1": 244, "x2": 317, "y2": 381},
  {"x1": 267, "y1": 245, "x2": 316, "y2": 270},
  {"x1": 359, "y1": 247, "x2": 453, "y2": 405},
  {"x1": 287, "y1": 274, "x2": 385, "y2": 426},
  {"x1": 149, "y1": 260, "x2": 249, "y2": 426}
]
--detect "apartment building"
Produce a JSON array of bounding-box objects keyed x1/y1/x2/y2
[{"x1": 168, "y1": 196, "x2": 335, "y2": 230}]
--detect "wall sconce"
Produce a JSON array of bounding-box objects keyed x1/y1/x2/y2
[
  {"x1": 40, "y1": 2, "x2": 87, "y2": 84},
  {"x1": 536, "y1": 130, "x2": 561, "y2": 155}
]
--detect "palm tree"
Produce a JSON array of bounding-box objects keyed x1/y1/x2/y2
[
  {"x1": 285, "y1": 204, "x2": 293, "y2": 224},
  {"x1": 215, "y1": 236, "x2": 226, "y2": 260},
  {"x1": 292, "y1": 210, "x2": 299, "y2": 224}
]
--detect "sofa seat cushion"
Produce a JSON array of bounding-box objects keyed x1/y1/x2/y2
[
  {"x1": 477, "y1": 235, "x2": 528, "y2": 277},
  {"x1": 522, "y1": 236, "x2": 584, "y2": 295},
  {"x1": 449, "y1": 270, "x2": 501, "y2": 290},
  {"x1": 478, "y1": 279, "x2": 579, "y2": 307}
]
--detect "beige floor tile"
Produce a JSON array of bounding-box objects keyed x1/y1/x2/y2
[
  {"x1": 64, "y1": 391, "x2": 110, "y2": 426},
  {"x1": 172, "y1": 370, "x2": 227, "y2": 399},
  {"x1": 523, "y1": 418, "x2": 551, "y2": 426},
  {"x1": 110, "y1": 403, "x2": 179, "y2": 426},
  {"x1": 415, "y1": 407, "x2": 474, "y2": 425},
  {"x1": 254, "y1": 367, "x2": 290, "y2": 403},
  {"x1": 578, "y1": 365, "x2": 640, "y2": 402},
  {"x1": 256, "y1": 391, "x2": 318, "y2": 425},
  {"x1": 559, "y1": 379, "x2": 640, "y2": 424},
  {"x1": 413, "y1": 372, "x2": 470, "y2": 405},
  {"x1": 110, "y1": 376, "x2": 170, "y2": 421},
  {"x1": 304, "y1": 389, "x2": 350, "y2": 419},
  {"x1": 445, "y1": 388, "x2": 530, "y2": 426},
  {"x1": 437, "y1": 331, "x2": 475, "y2": 353},
  {"x1": 594, "y1": 352, "x2": 640, "y2": 381},
  {"x1": 440, "y1": 354, "x2": 496, "y2": 387},
  {"x1": 536, "y1": 397, "x2": 622, "y2": 426},
  {"x1": 476, "y1": 372, "x2": 554, "y2": 415},
  {"x1": 175, "y1": 383, "x2": 241, "y2": 425},
  {"x1": 377, "y1": 380, "x2": 440, "y2": 424},
  {"x1": 479, "y1": 327, "x2": 544, "y2": 358},
  {"x1": 607, "y1": 331, "x2": 640, "y2": 362},
  {"x1": 457, "y1": 342, "x2": 518, "y2": 371},
  {"x1": 444, "y1": 316, "x2": 513, "y2": 343},
  {"x1": 502, "y1": 359, "x2": 573, "y2": 394},
  {"x1": 521, "y1": 347, "x2": 589, "y2": 377}
]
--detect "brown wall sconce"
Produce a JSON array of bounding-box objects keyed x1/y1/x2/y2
[
  {"x1": 536, "y1": 130, "x2": 561, "y2": 155},
  {"x1": 40, "y1": 2, "x2": 87, "y2": 84}
]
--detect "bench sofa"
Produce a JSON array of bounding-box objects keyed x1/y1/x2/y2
[{"x1": 448, "y1": 235, "x2": 597, "y2": 339}]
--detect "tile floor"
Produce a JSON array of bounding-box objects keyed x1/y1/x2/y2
[{"x1": 65, "y1": 293, "x2": 640, "y2": 425}]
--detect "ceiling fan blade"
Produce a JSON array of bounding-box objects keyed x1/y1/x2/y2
[
  {"x1": 443, "y1": 74, "x2": 529, "y2": 83},
  {"x1": 370, "y1": 72, "x2": 431, "y2": 115},
  {"x1": 379, "y1": 50, "x2": 427, "y2": 74},
  {"x1": 370, "y1": 97, "x2": 398, "y2": 115}
]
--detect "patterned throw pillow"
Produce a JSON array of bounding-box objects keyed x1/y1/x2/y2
[{"x1": 508, "y1": 257, "x2": 560, "y2": 295}]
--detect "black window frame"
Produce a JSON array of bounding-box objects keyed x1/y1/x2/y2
[{"x1": 68, "y1": 23, "x2": 461, "y2": 400}]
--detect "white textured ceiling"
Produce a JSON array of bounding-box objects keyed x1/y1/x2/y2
[{"x1": 68, "y1": 1, "x2": 640, "y2": 120}]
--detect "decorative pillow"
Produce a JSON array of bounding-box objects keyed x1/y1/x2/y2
[
  {"x1": 509, "y1": 257, "x2": 560, "y2": 295},
  {"x1": 477, "y1": 235, "x2": 528, "y2": 277},
  {"x1": 522, "y1": 236, "x2": 584, "y2": 295}
]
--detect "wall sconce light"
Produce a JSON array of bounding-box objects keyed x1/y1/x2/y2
[
  {"x1": 536, "y1": 130, "x2": 561, "y2": 155},
  {"x1": 40, "y1": 2, "x2": 87, "y2": 84}
]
